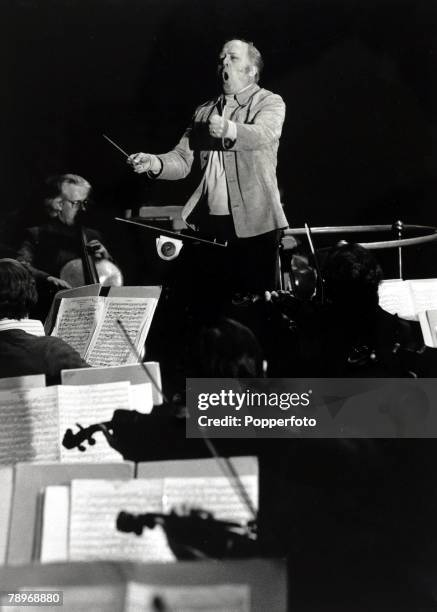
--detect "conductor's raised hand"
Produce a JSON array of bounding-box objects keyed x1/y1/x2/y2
[
  {"x1": 127, "y1": 152, "x2": 160, "y2": 174},
  {"x1": 209, "y1": 114, "x2": 228, "y2": 139}
]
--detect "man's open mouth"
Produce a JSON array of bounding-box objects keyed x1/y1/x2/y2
[{"x1": 223, "y1": 70, "x2": 229, "y2": 81}]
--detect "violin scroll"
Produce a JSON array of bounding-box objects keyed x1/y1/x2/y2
[
  {"x1": 62, "y1": 421, "x2": 112, "y2": 452},
  {"x1": 117, "y1": 511, "x2": 158, "y2": 535}
]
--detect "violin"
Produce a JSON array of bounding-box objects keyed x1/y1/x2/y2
[
  {"x1": 62, "y1": 421, "x2": 259, "y2": 559},
  {"x1": 61, "y1": 409, "x2": 193, "y2": 462},
  {"x1": 62, "y1": 421, "x2": 113, "y2": 452},
  {"x1": 116, "y1": 508, "x2": 258, "y2": 559}
]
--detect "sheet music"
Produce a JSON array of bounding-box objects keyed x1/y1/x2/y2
[
  {"x1": 0, "y1": 466, "x2": 14, "y2": 564},
  {"x1": 418, "y1": 310, "x2": 437, "y2": 347},
  {"x1": 44, "y1": 283, "x2": 102, "y2": 335},
  {"x1": 51, "y1": 296, "x2": 104, "y2": 357},
  {"x1": 58, "y1": 382, "x2": 131, "y2": 463},
  {"x1": 69, "y1": 479, "x2": 175, "y2": 562},
  {"x1": 378, "y1": 280, "x2": 416, "y2": 320},
  {"x1": 0, "y1": 387, "x2": 59, "y2": 464},
  {"x1": 0, "y1": 374, "x2": 46, "y2": 390},
  {"x1": 409, "y1": 279, "x2": 437, "y2": 314},
  {"x1": 125, "y1": 582, "x2": 250, "y2": 612},
  {"x1": 61, "y1": 362, "x2": 163, "y2": 406},
  {"x1": 60, "y1": 586, "x2": 124, "y2": 612},
  {"x1": 40, "y1": 486, "x2": 70, "y2": 563},
  {"x1": 0, "y1": 585, "x2": 123, "y2": 612},
  {"x1": 163, "y1": 475, "x2": 258, "y2": 526},
  {"x1": 85, "y1": 297, "x2": 157, "y2": 367},
  {"x1": 129, "y1": 383, "x2": 153, "y2": 414},
  {"x1": 379, "y1": 279, "x2": 437, "y2": 320}
]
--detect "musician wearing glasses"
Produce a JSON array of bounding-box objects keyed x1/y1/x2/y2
[
  {"x1": 17, "y1": 174, "x2": 111, "y2": 290},
  {"x1": 127, "y1": 39, "x2": 288, "y2": 293}
]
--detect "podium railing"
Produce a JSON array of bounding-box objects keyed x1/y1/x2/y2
[{"x1": 284, "y1": 223, "x2": 437, "y2": 250}]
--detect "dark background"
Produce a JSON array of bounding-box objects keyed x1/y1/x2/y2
[{"x1": 1, "y1": 0, "x2": 436, "y2": 277}]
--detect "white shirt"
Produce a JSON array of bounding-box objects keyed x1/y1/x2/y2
[
  {"x1": 0, "y1": 318, "x2": 45, "y2": 336},
  {"x1": 204, "y1": 93, "x2": 240, "y2": 216}
]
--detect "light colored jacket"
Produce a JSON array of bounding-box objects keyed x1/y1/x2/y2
[{"x1": 156, "y1": 83, "x2": 288, "y2": 238}]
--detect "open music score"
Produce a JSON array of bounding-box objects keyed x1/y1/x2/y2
[
  {"x1": 0, "y1": 381, "x2": 154, "y2": 465},
  {"x1": 39, "y1": 467, "x2": 257, "y2": 563},
  {"x1": 50, "y1": 285, "x2": 161, "y2": 367},
  {"x1": 379, "y1": 278, "x2": 437, "y2": 321},
  {"x1": 62, "y1": 362, "x2": 162, "y2": 406},
  {"x1": 0, "y1": 557, "x2": 287, "y2": 611}
]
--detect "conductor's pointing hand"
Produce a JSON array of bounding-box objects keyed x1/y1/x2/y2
[{"x1": 127, "y1": 152, "x2": 161, "y2": 174}]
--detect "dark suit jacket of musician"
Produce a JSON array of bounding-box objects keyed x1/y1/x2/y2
[
  {"x1": 17, "y1": 219, "x2": 104, "y2": 281},
  {"x1": 0, "y1": 329, "x2": 87, "y2": 385}
]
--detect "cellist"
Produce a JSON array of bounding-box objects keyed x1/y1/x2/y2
[{"x1": 17, "y1": 173, "x2": 114, "y2": 288}]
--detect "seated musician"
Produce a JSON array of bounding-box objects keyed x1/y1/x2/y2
[
  {"x1": 0, "y1": 258, "x2": 88, "y2": 384},
  {"x1": 17, "y1": 173, "x2": 112, "y2": 288},
  {"x1": 99, "y1": 317, "x2": 265, "y2": 462},
  {"x1": 193, "y1": 316, "x2": 265, "y2": 377},
  {"x1": 303, "y1": 242, "x2": 422, "y2": 376}
]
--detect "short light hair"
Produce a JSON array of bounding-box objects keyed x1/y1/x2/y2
[
  {"x1": 43, "y1": 174, "x2": 92, "y2": 215},
  {"x1": 225, "y1": 38, "x2": 264, "y2": 83},
  {"x1": 43, "y1": 173, "x2": 91, "y2": 201}
]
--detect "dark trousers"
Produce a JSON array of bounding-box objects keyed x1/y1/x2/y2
[{"x1": 187, "y1": 216, "x2": 282, "y2": 295}]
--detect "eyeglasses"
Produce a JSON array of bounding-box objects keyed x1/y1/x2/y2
[{"x1": 62, "y1": 199, "x2": 89, "y2": 211}]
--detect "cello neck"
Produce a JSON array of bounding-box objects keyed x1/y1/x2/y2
[{"x1": 79, "y1": 225, "x2": 99, "y2": 285}]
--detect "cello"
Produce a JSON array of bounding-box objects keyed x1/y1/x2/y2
[{"x1": 59, "y1": 225, "x2": 123, "y2": 287}]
